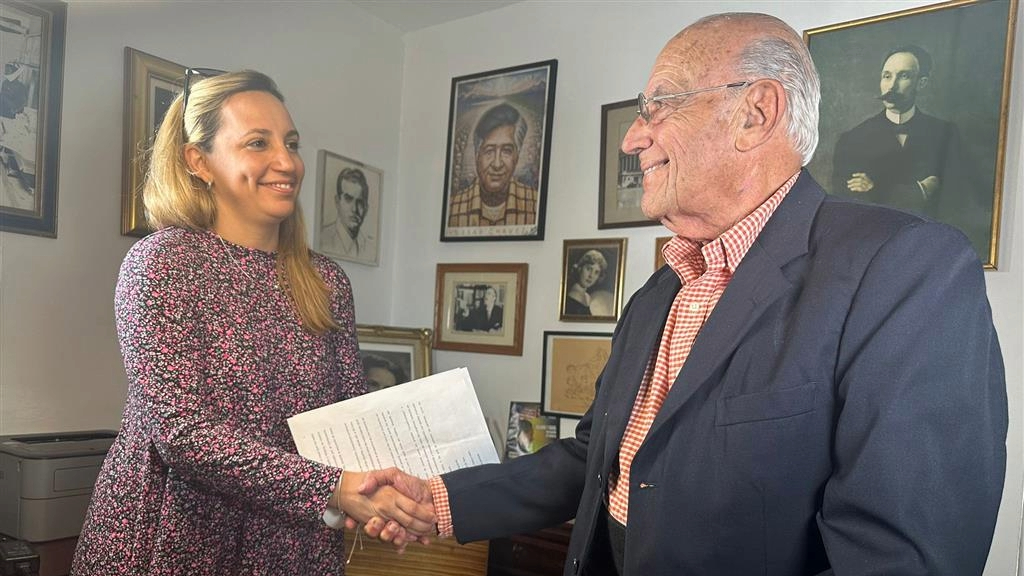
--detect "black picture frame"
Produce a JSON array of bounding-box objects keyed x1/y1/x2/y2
[
  {"x1": 804, "y1": 0, "x2": 1018, "y2": 269},
  {"x1": 0, "y1": 0, "x2": 66, "y2": 238},
  {"x1": 440, "y1": 59, "x2": 557, "y2": 242},
  {"x1": 598, "y1": 98, "x2": 658, "y2": 229},
  {"x1": 541, "y1": 330, "x2": 612, "y2": 418}
]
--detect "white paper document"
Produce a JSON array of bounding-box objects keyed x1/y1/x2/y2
[{"x1": 287, "y1": 367, "x2": 499, "y2": 477}]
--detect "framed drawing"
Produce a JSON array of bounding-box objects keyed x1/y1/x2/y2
[
  {"x1": 504, "y1": 401, "x2": 559, "y2": 461},
  {"x1": 356, "y1": 324, "x2": 432, "y2": 392},
  {"x1": 560, "y1": 238, "x2": 627, "y2": 323},
  {"x1": 0, "y1": 0, "x2": 65, "y2": 237},
  {"x1": 121, "y1": 48, "x2": 185, "y2": 237},
  {"x1": 314, "y1": 150, "x2": 382, "y2": 266},
  {"x1": 434, "y1": 263, "x2": 528, "y2": 356},
  {"x1": 598, "y1": 98, "x2": 657, "y2": 229},
  {"x1": 805, "y1": 0, "x2": 1018, "y2": 269},
  {"x1": 440, "y1": 59, "x2": 557, "y2": 242},
  {"x1": 541, "y1": 331, "x2": 612, "y2": 418},
  {"x1": 655, "y1": 235, "x2": 672, "y2": 270}
]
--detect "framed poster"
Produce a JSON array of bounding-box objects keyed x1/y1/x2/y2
[
  {"x1": 441, "y1": 59, "x2": 557, "y2": 242},
  {"x1": 504, "y1": 401, "x2": 559, "y2": 461},
  {"x1": 434, "y1": 263, "x2": 528, "y2": 356},
  {"x1": 559, "y1": 238, "x2": 627, "y2": 323},
  {"x1": 541, "y1": 331, "x2": 612, "y2": 418},
  {"x1": 315, "y1": 150, "x2": 382, "y2": 266},
  {"x1": 598, "y1": 98, "x2": 658, "y2": 229},
  {"x1": 0, "y1": 0, "x2": 65, "y2": 237},
  {"x1": 805, "y1": 0, "x2": 1017, "y2": 268},
  {"x1": 121, "y1": 48, "x2": 185, "y2": 237},
  {"x1": 356, "y1": 324, "x2": 432, "y2": 392}
]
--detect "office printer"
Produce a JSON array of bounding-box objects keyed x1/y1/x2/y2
[{"x1": 0, "y1": 431, "x2": 116, "y2": 542}]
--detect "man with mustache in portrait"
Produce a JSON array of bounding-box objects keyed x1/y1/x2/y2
[{"x1": 830, "y1": 45, "x2": 969, "y2": 217}]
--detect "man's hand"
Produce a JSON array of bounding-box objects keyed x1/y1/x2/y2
[
  {"x1": 846, "y1": 172, "x2": 875, "y2": 193},
  {"x1": 344, "y1": 467, "x2": 435, "y2": 545},
  {"x1": 334, "y1": 469, "x2": 435, "y2": 551}
]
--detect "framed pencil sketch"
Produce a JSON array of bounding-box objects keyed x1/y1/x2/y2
[
  {"x1": 805, "y1": 0, "x2": 1017, "y2": 269},
  {"x1": 434, "y1": 263, "x2": 528, "y2": 356},
  {"x1": 356, "y1": 324, "x2": 432, "y2": 392},
  {"x1": 655, "y1": 236, "x2": 672, "y2": 270},
  {"x1": 0, "y1": 0, "x2": 66, "y2": 237},
  {"x1": 598, "y1": 98, "x2": 657, "y2": 229},
  {"x1": 541, "y1": 331, "x2": 612, "y2": 418},
  {"x1": 504, "y1": 401, "x2": 559, "y2": 461},
  {"x1": 314, "y1": 150, "x2": 382, "y2": 266},
  {"x1": 121, "y1": 48, "x2": 185, "y2": 237},
  {"x1": 440, "y1": 59, "x2": 557, "y2": 242},
  {"x1": 560, "y1": 238, "x2": 627, "y2": 323}
]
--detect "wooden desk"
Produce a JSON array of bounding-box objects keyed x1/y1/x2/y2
[{"x1": 344, "y1": 528, "x2": 489, "y2": 576}]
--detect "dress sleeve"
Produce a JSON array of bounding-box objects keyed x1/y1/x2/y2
[
  {"x1": 115, "y1": 242, "x2": 341, "y2": 523},
  {"x1": 320, "y1": 258, "x2": 368, "y2": 401}
]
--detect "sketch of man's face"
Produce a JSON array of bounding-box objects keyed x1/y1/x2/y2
[
  {"x1": 336, "y1": 177, "x2": 368, "y2": 239},
  {"x1": 475, "y1": 124, "x2": 520, "y2": 199},
  {"x1": 880, "y1": 52, "x2": 926, "y2": 113}
]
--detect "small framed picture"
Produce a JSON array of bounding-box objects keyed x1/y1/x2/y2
[
  {"x1": 504, "y1": 401, "x2": 559, "y2": 461},
  {"x1": 560, "y1": 238, "x2": 627, "y2": 323},
  {"x1": 315, "y1": 150, "x2": 382, "y2": 267},
  {"x1": 434, "y1": 263, "x2": 528, "y2": 356},
  {"x1": 440, "y1": 59, "x2": 557, "y2": 242},
  {"x1": 541, "y1": 331, "x2": 612, "y2": 418},
  {"x1": 598, "y1": 98, "x2": 657, "y2": 229},
  {"x1": 655, "y1": 236, "x2": 672, "y2": 270},
  {"x1": 356, "y1": 324, "x2": 433, "y2": 392}
]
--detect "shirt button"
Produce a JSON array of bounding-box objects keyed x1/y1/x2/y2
[{"x1": 688, "y1": 302, "x2": 701, "y2": 312}]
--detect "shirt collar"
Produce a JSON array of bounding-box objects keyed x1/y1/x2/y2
[{"x1": 885, "y1": 105, "x2": 917, "y2": 125}]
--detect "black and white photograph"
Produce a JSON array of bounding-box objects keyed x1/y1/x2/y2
[
  {"x1": 355, "y1": 324, "x2": 433, "y2": 392},
  {"x1": 559, "y1": 238, "x2": 627, "y2": 323},
  {"x1": 805, "y1": 0, "x2": 1017, "y2": 268},
  {"x1": 598, "y1": 98, "x2": 659, "y2": 229},
  {"x1": 452, "y1": 282, "x2": 506, "y2": 335},
  {"x1": 315, "y1": 150, "x2": 382, "y2": 266},
  {"x1": 0, "y1": 0, "x2": 65, "y2": 237},
  {"x1": 434, "y1": 263, "x2": 528, "y2": 356},
  {"x1": 441, "y1": 59, "x2": 557, "y2": 241},
  {"x1": 504, "y1": 401, "x2": 559, "y2": 461}
]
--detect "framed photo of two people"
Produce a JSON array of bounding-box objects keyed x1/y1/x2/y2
[
  {"x1": 440, "y1": 60, "x2": 557, "y2": 242},
  {"x1": 805, "y1": 0, "x2": 1018, "y2": 269}
]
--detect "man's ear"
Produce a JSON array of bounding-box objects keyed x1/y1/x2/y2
[
  {"x1": 183, "y1": 144, "x2": 211, "y2": 184},
  {"x1": 917, "y1": 75, "x2": 930, "y2": 92},
  {"x1": 735, "y1": 79, "x2": 784, "y2": 153}
]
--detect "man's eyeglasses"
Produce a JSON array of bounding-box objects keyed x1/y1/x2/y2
[
  {"x1": 181, "y1": 67, "x2": 227, "y2": 137},
  {"x1": 637, "y1": 81, "x2": 750, "y2": 123}
]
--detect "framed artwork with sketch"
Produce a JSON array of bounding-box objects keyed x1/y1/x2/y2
[
  {"x1": 440, "y1": 60, "x2": 557, "y2": 242},
  {"x1": 804, "y1": 0, "x2": 1017, "y2": 269},
  {"x1": 433, "y1": 263, "x2": 528, "y2": 356},
  {"x1": 541, "y1": 331, "x2": 612, "y2": 418},
  {"x1": 355, "y1": 324, "x2": 432, "y2": 392},
  {"x1": 314, "y1": 150, "x2": 382, "y2": 266}
]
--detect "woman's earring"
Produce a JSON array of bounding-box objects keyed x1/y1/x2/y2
[{"x1": 206, "y1": 180, "x2": 213, "y2": 191}]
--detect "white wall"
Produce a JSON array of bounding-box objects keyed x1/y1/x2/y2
[
  {"x1": 0, "y1": 0, "x2": 405, "y2": 432},
  {"x1": 392, "y1": 2, "x2": 1022, "y2": 574}
]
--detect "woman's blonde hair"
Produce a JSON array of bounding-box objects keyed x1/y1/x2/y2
[{"x1": 143, "y1": 69, "x2": 338, "y2": 334}]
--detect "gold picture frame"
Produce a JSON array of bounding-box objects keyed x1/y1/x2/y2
[
  {"x1": 121, "y1": 47, "x2": 185, "y2": 237},
  {"x1": 356, "y1": 324, "x2": 432, "y2": 392},
  {"x1": 559, "y1": 238, "x2": 627, "y2": 323},
  {"x1": 541, "y1": 331, "x2": 612, "y2": 418},
  {"x1": 804, "y1": 0, "x2": 1018, "y2": 269},
  {"x1": 434, "y1": 263, "x2": 528, "y2": 356},
  {"x1": 655, "y1": 236, "x2": 672, "y2": 270}
]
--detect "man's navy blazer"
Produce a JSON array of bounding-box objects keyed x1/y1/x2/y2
[{"x1": 441, "y1": 172, "x2": 1006, "y2": 576}]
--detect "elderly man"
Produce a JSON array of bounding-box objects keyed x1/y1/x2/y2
[{"x1": 359, "y1": 13, "x2": 1006, "y2": 576}]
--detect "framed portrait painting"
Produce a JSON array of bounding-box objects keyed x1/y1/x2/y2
[
  {"x1": 541, "y1": 331, "x2": 612, "y2": 418},
  {"x1": 440, "y1": 59, "x2": 557, "y2": 242},
  {"x1": 121, "y1": 48, "x2": 185, "y2": 237},
  {"x1": 598, "y1": 98, "x2": 657, "y2": 229},
  {"x1": 434, "y1": 263, "x2": 528, "y2": 356},
  {"x1": 0, "y1": 0, "x2": 66, "y2": 238},
  {"x1": 356, "y1": 324, "x2": 432, "y2": 393},
  {"x1": 805, "y1": 0, "x2": 1018, "y2": 269},
  {"x1": 560, "y1": 238, "x2": 627, "y2": 323},
  {"x1": 504, "y1": 401, "x2": 559, "y2": 461},
  {"x1": 314, "y1": 150, "x2": 382, "y2": 266}
]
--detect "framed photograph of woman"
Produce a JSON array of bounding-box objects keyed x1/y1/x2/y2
[
  {"x1": 541, "y1": 331, "x2": 612, "y2": 418},
  {"x1": 314, "y1": 150, "x2": 382, "y2": 266},
  {"x1": 559, "y1": 238, "x2": 627, "y2": 323},
  {"x1": 356, "y1": 324, "x2": 432, "y2": 392},
  {"x1": 434, "y1": 263, "x2": 528, "y2": 355},
  {"x1": 804, "y1": 0, "x2": 1018, "y2": 269},
  {"x1": 440, "y1": 59, "x2": 557, "y2": 242}
]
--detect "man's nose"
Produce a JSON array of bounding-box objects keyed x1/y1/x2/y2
[{"x1": 621, "y1": 115, "x2": 651, "y2": 155}]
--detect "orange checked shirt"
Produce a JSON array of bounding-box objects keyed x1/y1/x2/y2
[{"x1": 429, "y1": 172, "x2": 800, "y2": 534}]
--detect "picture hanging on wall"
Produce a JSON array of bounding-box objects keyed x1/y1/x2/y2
[
  {"x1": 440, "y1": 59, "x2": 557, "y2": 242},
  {"x1": 314, "y1": 150, "x2": 382, "y2": 266},
  {"x1": 434, "y1": 263, "x2": 528, "y2": 356},
  {"x1": 0, "y1": 0, "x2": 66, "y2": 238},
  {"x1": 541, "y1": 331, "x2": 612, "y2": 418},
  {"x1": 598, "y1": 98, "x2": 659, "y2": 229},
  {"x1": 356, "y1": 324, "x2": 432, "y2": 392},
  {"x1": 804, "y1": 0, "x2": 1018, "y2": 269},
  {"x1": 559, "y1": 238, "x2": 627, "y2": 323}
]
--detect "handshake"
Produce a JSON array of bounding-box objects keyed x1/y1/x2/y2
[{"x1": 333, "y1": 467, "x2": 437, "y2": 550}]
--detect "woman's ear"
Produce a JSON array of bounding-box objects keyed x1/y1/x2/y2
[{"x1": 184, "y1": 144, "x2": 211, "y2": 185}]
